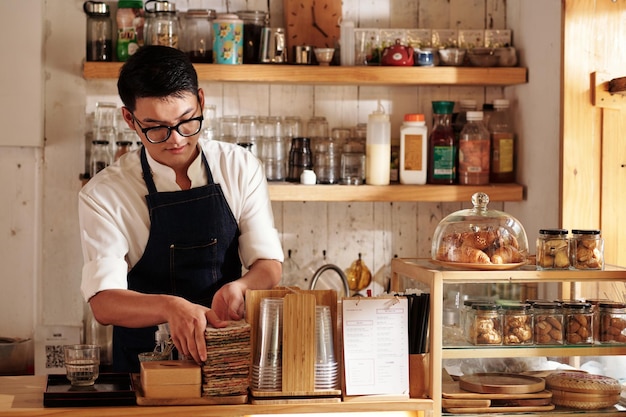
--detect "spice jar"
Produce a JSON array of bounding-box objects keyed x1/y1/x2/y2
[
  {"x1": 570, "y1": 229, "x2": 604, "y2": 270},
  {"x1": 598, "y1": 302, "x2": 626, "y2": 344},
  {"x1": 533, "y1": 301, "x2": 564, "y2": 345},
  {"x1": 502, "y1": 302, "x2": 533, "y2": 345},
  {"x1": 467, "y1": 303, "x2": 502, "y2": 345},
  {"x1": 564, "y1": 301, "x2": 593, "y2": 345},
  {"x1": 536, "y1": 229, "x2": 570, "y2": 270}
]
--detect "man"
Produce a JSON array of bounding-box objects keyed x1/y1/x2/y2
[{"x1": 78, "y1": 45, "x2": 283, "y2": 373}]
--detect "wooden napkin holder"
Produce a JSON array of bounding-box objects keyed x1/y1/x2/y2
[
  {"x1": 140, "y1": 360, "x2": 201, "y2": 399},
  {"x1": 245, "y1": 287, "x2": 341, "y2": 399}
]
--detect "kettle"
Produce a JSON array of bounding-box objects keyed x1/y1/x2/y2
[{"x1": 381, "y1": 39, "x2": 414, "y2": 66}]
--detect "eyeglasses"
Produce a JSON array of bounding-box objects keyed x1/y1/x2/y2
[{"x1": 131, "y1": 113, "x2": 204, "y2": 144}]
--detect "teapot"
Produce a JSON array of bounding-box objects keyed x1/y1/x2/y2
[{"x1": 381, "y1": 39, "x2": 414, "y2": 66}]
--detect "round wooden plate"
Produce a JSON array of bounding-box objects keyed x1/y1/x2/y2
[
  {"x1": 432, "y1": 260, "x2": 527, "y2": 271},
  {"x1": 459, "y1": 373, "x2": 545, "y2": 394}
]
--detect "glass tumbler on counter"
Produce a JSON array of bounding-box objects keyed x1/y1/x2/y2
[{"x1": 64, "y1": 344, "x2": 100, "y2": 386}]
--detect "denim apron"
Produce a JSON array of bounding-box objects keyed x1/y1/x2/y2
[{"x1": 112, "y1": 147, "x2": 242, "y2": 372}]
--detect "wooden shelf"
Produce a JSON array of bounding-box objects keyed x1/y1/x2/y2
[
  {"x1": 268, "y1": 183, "x2": 523, "y2": 202},
  {"x1": 83, "y1": 62, "x2": 527, "y2": 86}
]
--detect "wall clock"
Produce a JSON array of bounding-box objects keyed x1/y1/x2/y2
[{"x1": 284, "y1": 0, "x2": 342, "y2": 54}]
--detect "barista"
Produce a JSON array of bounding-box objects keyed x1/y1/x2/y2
[{"x1": 78, "y1": 45, "x2": 283, "y2": 373}]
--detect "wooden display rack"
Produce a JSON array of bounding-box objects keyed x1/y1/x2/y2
[{"x1": 245, "y1": 287, "x2": 342, "y2": 403}]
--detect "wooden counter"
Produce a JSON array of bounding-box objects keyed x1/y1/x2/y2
[{"x1": 0, "y1": 375, "x2": 429, "y2": 416}]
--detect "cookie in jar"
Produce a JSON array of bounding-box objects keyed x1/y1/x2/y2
[
  {"x1": 570, "y1": 229, "x2": 604, "y2": 270},
  {"x1": 466, "y1": 303, "x2": 502, "y2": 345},
  {"x1": 564, "y1": 301, "x2": 593, "y2": 345},
  {"x1": 533, "y1": 301, "x2": 564, "y2": 345},
  {"x1": 502, "y1": 302, "x2": 533, "y2": 345},
  {"x1": 536, "y1": 229, "x2": 570, "y2": 270},
  {"x1": 598, "y1": 302, "x2": 626, "y2": 344}
]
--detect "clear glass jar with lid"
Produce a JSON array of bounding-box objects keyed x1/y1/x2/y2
[
  {"x1": 181, "y1": 8, "x2": 216, "y2": 63},
  {"x1": 564, "y1": 301, "x2": 593, "y2": 345},
  {"x1": 466, "y1": 303, "x2": 502, "y2": 345},
  {"x1": 533, "y1": 301, "x2": 564, "y2": 345},
  {"x1": 598, "y1": 301, "x2": 626, "y2": 344},
  {"x1": 237, "y1": 10, "x2": 268, "y2": 64},
  {"x1": 432, "y1": 192, "x2": 529, "y2": 267},
  {"x1": 536, "y1": 229, "x2": 570, "y2": 270},
  {"x1": 144, "y1": 0, "x2": 180, "y2": 48},
  {"x1": 502, "y1": 302, "x2": 533, "y2": 345},
  {"x1": 570, "y1": 229, "x2": 604, "y2": 270}
]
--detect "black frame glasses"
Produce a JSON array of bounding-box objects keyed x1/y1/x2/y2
[{"x1": 131, "y1": 113, "x2": 204, "y2": 144}]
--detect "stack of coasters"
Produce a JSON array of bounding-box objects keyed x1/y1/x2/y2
[
  {"x1": 202, "y1": 320, "x2": 252, "y2": 397},
  {"x1": 140, "y1": 360, "x2": 201, "y2": 399},
  {"x1": 546, "y1": 371, "x2": 621, "y2": 409}
]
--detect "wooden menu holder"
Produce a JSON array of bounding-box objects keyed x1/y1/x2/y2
[{"x1": 245, "y1": 287, "x2": 342, "y2": 400}]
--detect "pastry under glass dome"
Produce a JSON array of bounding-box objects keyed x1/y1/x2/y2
[{"x1": 431, "y1": 192, "x2": 529, "y2": 269}]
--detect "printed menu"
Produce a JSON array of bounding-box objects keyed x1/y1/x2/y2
[{"x1": 342, "y1": 296, "x2": 409, "y2": 397}]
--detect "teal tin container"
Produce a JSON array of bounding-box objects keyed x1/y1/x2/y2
[{"x1": 213, "y1": 14, "x2": 243, "y2": 64}]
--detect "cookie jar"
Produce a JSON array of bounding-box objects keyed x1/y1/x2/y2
[{"x1": 431, "y1": 192, "x2": 529, "y2": 267}]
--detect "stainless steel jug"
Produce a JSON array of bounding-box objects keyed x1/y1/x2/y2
[{"x1": 259, "y1": 27, "x2": 287, "y2": 63}]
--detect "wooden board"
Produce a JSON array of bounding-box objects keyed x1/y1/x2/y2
[
  {"x1": 282, "y1": 293, "x2": 316, "y2": 392},
  {"x1": 442, "y1": 398, "x2": 491, "y2": 408},
  {"x1": 442, "y1": 382, "x2": 552, "y2": 400},
  {"x1": 459, "y1": 373, "x2": 545, "y2": 394},
  {"x1": 445, "y1": 404, "x2": 555, "y2": 414}
]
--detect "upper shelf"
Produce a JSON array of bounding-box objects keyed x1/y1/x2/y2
[
  {"x1": 83, "y1": 62, "x2": 528, "y2": 86},
  {"x1": 268, "y1": 183, "x2": 524, "y2": 202}
]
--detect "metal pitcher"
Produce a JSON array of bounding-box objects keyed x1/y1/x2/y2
[{"x1": 258, "y1": 27, "x2": 287, "y2": 63}]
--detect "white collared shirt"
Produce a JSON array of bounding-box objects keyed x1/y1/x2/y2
[{"x1": 78, "y1": 140, "x2": 284, "y2": 302}]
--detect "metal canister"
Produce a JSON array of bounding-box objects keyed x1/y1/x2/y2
[{"x1": 213, "y1": 14, "x2": 243, "y2": 64}]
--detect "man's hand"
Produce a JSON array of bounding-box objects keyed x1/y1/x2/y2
[{"x1": 211, "y1": 281, "x2": 246, "y2": 321}]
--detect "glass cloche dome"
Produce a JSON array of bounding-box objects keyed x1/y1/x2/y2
[{"x1": 431, "y1": 192, "x2": 529, "y2": 268}]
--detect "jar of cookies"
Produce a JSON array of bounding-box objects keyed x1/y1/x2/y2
[
  {"x1": 598, "y1": 301, "x2": 626, "y2": 344},
  {"x1": 564, "y1": 301, "x2": 593, "y2": 345},
  {"x1": 467, "y1": 303, "x2": 502, "y2": 345},
  {"x1": 570, "y1": 229, "x2": 604, "y2": 270},
  {"x1": 502, "y1": 302, "x2": 533, "y2": 345},
  {"x1": 432, "y1": 192, "x2": 529, "y2": 267},
  {"x1": 533, "y1": 301, "x2": 564, "y2": 345},
  {"x1": 536, "y1": 229, "x2": 570, "y2": 270}
]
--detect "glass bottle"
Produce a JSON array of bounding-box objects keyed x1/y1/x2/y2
[
  {"x1": 458, "y1": 111, "x2": 490, "y2": 185},
  {"x1": 84, "y1": 1, "x2": 113, "y2": 62},
  {"x1": 116, "y1": 0, "x2": 145, "y2": 62},
  {"x1": 90, "y1": 140, "x2": 112, "y2": 177},
  {"x1": 452, "y1": 99, "x2": 477, "y2": 141},
  {"x1": 182, "y1": 9, "x2": 216, "y2": 63},
  {"x1": 489, "y1": 99, "x2": 516, "y2": 183},
  {"x1": 427, "y1": 101, "x2": 456, "y2": 184}
]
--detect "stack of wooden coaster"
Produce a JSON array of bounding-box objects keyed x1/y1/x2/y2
[
  {"x1": 202, "y1": 320, "x2": 252, "y2": 398},
  {"x1": 546, "y1": 371, "x2": 621, "y2": 410}
]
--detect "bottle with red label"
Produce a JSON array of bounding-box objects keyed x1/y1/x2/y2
[{"x1": 458, "y1": 111, "x2": 490, "y2": 185}]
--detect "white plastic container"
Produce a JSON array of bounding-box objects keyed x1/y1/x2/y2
[
  {"x1": 340, "y1": 20, "x2": 355, "y2": 66},
  {"x1": 399, "y1": 113, "x2": 428, "y2": 184},
  {"x1": 366, "y1": 101, "x2": 391, "y2": 185}
]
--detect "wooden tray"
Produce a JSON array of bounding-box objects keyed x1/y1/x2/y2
[
  {"x1": 442, "y1": 381, "x2": 552, "y2": 400},
  {"x1": 44, "y1": 373, "x2": 136, "y2": 407},
  {"x1": 459, "y1": 373, "x2": 545, "y2": 394},
  {"x1": 445, "y1": 404, "x2": 555, "y2": 414}
]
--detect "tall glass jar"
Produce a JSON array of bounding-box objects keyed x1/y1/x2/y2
[
  {"x1": 237, "y1": 10, "x2": 267, "y2": 64},
  {"x1": 84, "y1": 1, "x2": 113, "y2": 62},
  {"x1": 90, "y1": 140, "x2": 112, "y2": 177},
  {"x1": 458, "y1": 111, "x2": 490, "y2": 185},
  {"x1": 427, "y1": 101, "x2": 456, "y2": 184},
  {"x1": 181, "y1": 9, "x2": 216, "y2": 63},
  {"x1": 145, "y1": 0, "x2": 180, "y2": 48}
]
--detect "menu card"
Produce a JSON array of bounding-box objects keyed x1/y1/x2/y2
[{"x1": 342, "y1": 296, "x2": 409, "y2": 397}]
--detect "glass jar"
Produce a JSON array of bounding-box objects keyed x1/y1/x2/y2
[
  {"x1": 536, "y1": 229, "x2": 570, "y2": 270},
  {"x1": 237, "y1": 10, "x2": 267, "y2": 64},
  {"x1": 570, "y1": 229, "x2": 604, "y2": 270},
  {"x1": 84, "y1": 1, "x2": 113, "y2": 62},
  {"x1": 533, "y1": 301, "x2": 564, "y2": 345},
  {"x1": 458, "y1": 111, "x2": 490, "y2": 185},
  {"x1": 598, "y1": 302, "x2": 626, "y2": 344},
  {"x1": 564, "y1": 301, "x2": 593, "y2": 345},
  {"x1": 502, "y1": 302, "x2": 533, "y2": 345},
  {"x1": 181, "y1": 9, "x2": 216, "y2": 63},
  {"x1": 90, "y1": 140, "x2": 112, "y2": 177},
  {"x1": 466, "y1": 303, "x2": 502, "y2": 345},
  {"x1": 287, "y1": 137, "x2": 313, "y2": 182},
  {"x1": 114, "y1": 140, "x2": 133, "y2": 161},
  {"x1": 145, "y1": 0, "x2": 180, "y2": 48},
  {"x1": 432, "y1": 192, "x2": 529, "y2": 266}
]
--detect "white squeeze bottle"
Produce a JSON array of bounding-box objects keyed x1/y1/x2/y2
[
  {"x1": 366, "y1": 101, "x2": 391, "y2": 185},
  {"x1": 400, "y1": 113, "x2": 428, "y2": 184}
]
